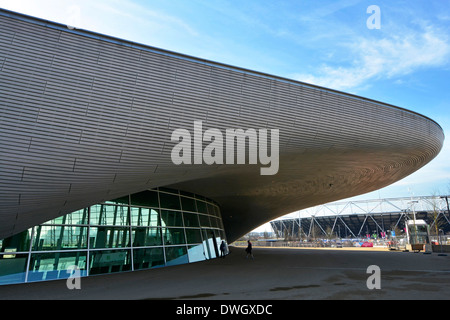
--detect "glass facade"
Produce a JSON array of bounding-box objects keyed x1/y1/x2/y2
[{"x1": 0, "y1": 188, "x2": 227, "y2": 285}]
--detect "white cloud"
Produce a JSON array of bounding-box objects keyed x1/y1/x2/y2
[
  {"x1": 292, "y1": 24, "x2": 450, "y2": 91},
  {"x1": 91, "y1": 0, "x2": 199, "y2": 37},
  {"x1": 0, "y1": 0, "x2": 198, "y2": 41}
]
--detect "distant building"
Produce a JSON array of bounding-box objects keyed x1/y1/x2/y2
[{"x1": 271, "y1": 196, "x2": 450, "y2": 239}]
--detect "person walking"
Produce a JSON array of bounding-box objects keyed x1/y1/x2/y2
[
  {"x1": 220, "y1": 240, "x2": 227, "y2": 258},
  {"x1": 245, "y1": 240, "x2": 254, "y2": 259}
]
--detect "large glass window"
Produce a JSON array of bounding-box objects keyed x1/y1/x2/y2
[
  {"x1": 0, "y1": 254, "x2": 28, "y2": 285},
  {"x1": 185, "y1": 228, "x2": 203, "y2": 244},
  {"x1": 89, "y1": 249, "x2": 131, "y2": 275},
  {"x1": 209, "y1": 217, "x2": 220, "y2": 229},
  {"x1": 199, "y1": 214, "x2": 211, "y2": 228},
  {"x1": 0, "y1": 187, "x2": 226, "y2": 286},
  {"x1": 130, "y1": 207, "x2": 160, "y2": 226},
  {"x1": 160, "y1": 210, "x2": 184, "y2": 227},
  {"x1": 28, "y1": 251, "x2": 88, "y2": 282},
  {"x1": 165, "y1": 246, "x2": 188, "y2": 266},
  {"x1": 43, "y1": 208, "x2": 88, "y2": 225},
  {"x1": 196, "y1": 200, "x2": 208, "y2": 214},
  {"x1": 130, "y1": 190, "x2": 159, "y2": 207},
  {"x1": 180, "y1": 196, "x2": 196, "y2": 212},
  {"x1": 207, "y1": 203, "x2": 217, "y2": 216},
  {"x1": 90, "y1": 205, "x2": 129, "y2": 226},
  {"x1": 90, "y1": 227, "x2": 130, "y2": 249},
  {"x1": 0, "y1": 230, "x2": 31, "y2": 253},
  {"x1": 133, "y1": 247, "x2": 164, "y2": 270},
  {"x1": 32, "y1": 226, "x2": 88, "y2": 251},
  {"x1": 162, "y1": 228, "x2": 186, "y2": 245},
  {"x1": 183, "y1": 212, "x2": 200, "y2": 228},
  {"x1": 104, "y1": 196, "x2": 129, "y2": 205},
  {"x1": 159, "y1": 192, "x2": 181, "y2": 210},
  {"x1": 188, "y1": 244, "x2": 206, "y2": 263},
  {"x1": 202, "y1": 229, "x2": 219, "y2": 259},
  {"x1": 131, "y1": 227, "x2": 162, "y2": 247}
]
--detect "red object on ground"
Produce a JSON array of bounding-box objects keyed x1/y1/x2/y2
[{"x1": 361, "y1": 242, "x2": 373, "y2": 247}]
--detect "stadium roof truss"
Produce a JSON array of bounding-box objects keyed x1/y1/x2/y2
[{"x1": 271, "y1": 196, "x2": 450, "y2": 239}]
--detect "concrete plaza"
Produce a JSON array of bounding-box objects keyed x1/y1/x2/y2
[{"x1": 0, "y1": 246, "x2": 449, "y2": 300}]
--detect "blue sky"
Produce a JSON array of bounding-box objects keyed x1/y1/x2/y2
[{"x1": 1, "y1": 0, "x2": 449, "y2": 214}]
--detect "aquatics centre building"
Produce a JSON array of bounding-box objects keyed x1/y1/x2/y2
[{"x1": 0, "y1": 9, "x2": 444, "y2": 285}]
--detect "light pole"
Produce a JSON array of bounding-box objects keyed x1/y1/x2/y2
[
  {"x1": 440, "y1": 195, "x2": 450, "y2": 221},
  {"x1": 438, "y1": 229, "x2": 447, "y2": 256},
  {"x1": 408, "y1": 201, "x2": 419, "y2": 244}
]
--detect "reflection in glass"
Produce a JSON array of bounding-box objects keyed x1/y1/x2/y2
[
  {"x1": 0, "y1": 187, "x2": 226, "y2": 285},
  {"x1": 181, "y1": 196, "x2": 196, "y2": 212},
  {"x1": 43, "y1": 208, "x2": 88, "y2": 225},
  {"x1": 130, "y1": 207, "x2": 160, "y2": 226},
  {"x1": 130, "y1": 190, "x2": 159, "y2": 207},
  {"x1": 162, "y1": 228, "x2": 186, "y2": 245},
  {"x1": 187, "y1": 244, "x2": 206, "y2": 263},
  {"x1": 131, "y1": 227, "x2": 162, "y2": 247},
  {"x1": 28, "y1": 251, "x2": 88, "y2": 281},
  {"x1": 104, "y1": 196, "x2": 129, "y2": 205},
  {"x1": 0, "y1": 253, "x2": 28, "y2": 284},
  {"x1": 199, "y1": 214, "x2": 211, "y2": 227},
  {"x1": 202, "y1": 229, "x2": 219, "y2": 259},
  {"x1": 90, "y1": 227, "x2": 130, "y2": 249},
  {"x1": 160, "y1": 210, "x2": 184, "y2": 227},
  {"x1": 196, "y1": 200, "x2": 208, "y2": 214},
  {"x1": 133, "y1": 247, "x2": 164, "y2": 270},
  {"x1": 90, "y1": 249, "x2": 131, "y2": 275},
  {"x1": 207, "y1": 203, "x2": 216, "y2": 216},
  {"x1": 90, "y1": 205, "x2": 129, "y2": 226},
  {"x1": 32, "y1": 226, "x2": 88, "y2": 251},
  {"x1": 185, "y1": 228, "x2": 202, "y2": 244},
  {"x1": 165, "y1": 246, "x2": 188, "y2": 266},
  {"x1": 0, "y1": 230, "x2": 31, "y2": 253},
  {"x1": 183, "y1": 212, "x2": 200, "y2": 227},
  {"x1": 159, "y1": 192, "x2": 181, "y2": 210}
]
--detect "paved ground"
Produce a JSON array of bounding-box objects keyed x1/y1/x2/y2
[{"x1": 0, "y1": 246, "x2": 449, "y2": 300}]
